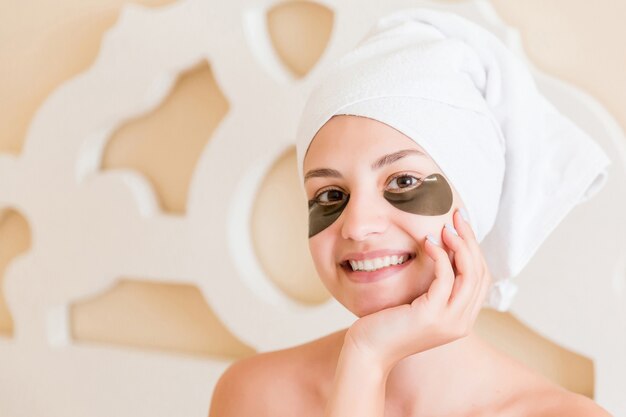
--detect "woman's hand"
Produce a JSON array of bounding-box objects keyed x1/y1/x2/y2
[{"x1": 345, "y1": 208, "x2": 492, "y2": 372}]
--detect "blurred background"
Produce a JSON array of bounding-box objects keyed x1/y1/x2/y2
[{"x1": 1, "y1": 0, "x2": 625, "y2": 414}]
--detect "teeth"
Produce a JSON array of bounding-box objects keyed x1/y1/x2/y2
[{"x1": 348, "y1": 254, "x2": 411, "y2": 272}]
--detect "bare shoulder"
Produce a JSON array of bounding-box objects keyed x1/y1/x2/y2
[
  {"x1": 208, "y1": 329, "x2": 345, "y2": 417},
  {"x1": 511, "y1": 387, "x2": 613, "y2": 417},
  {"x1": 537, "y1": 389, "x2": 613, "y2": 417},
  {"x1": 208, "y1": 348, "x2": 309, "y2": 417},
  {"x1": 478, "y1": 338, "x2": 612, "y2": 417}
]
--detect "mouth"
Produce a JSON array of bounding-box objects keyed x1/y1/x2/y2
[
  {"x1": 340, "y1": 253, "x2": 415, "y2": 272},
  {"x1": 339, "y1": 252, "x2": 416, "y2": 283}
]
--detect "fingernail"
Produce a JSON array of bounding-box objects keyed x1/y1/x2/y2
[
  {"x1": 426, "y1": 234, "x2": 441, "y2": 246},
  {"x1": 444, "y1": 223, "x2": 458, "y2": 236},
  {"x1": 459, "y1": 207, "x2": 469, "y2": 223}
]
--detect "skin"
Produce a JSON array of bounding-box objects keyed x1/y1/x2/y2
[{"x1": 209, "y1": 115, "x2": 612, "y2": 417}]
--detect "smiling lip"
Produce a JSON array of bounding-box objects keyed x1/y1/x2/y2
[
  {"x1": 340, "y1": 249, "x2": 414, "y2": 263},
  {"x1": 339, "y1": 249, "x2": 415, "y2": 284}
]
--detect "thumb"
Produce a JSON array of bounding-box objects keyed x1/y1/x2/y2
[{"x1": 447, "y1": 251, "x2": 455, "y2": 271}]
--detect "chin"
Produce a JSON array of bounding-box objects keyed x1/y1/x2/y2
[{"x1": 345, "y1": 294, "x2": 410, "y2": 318}]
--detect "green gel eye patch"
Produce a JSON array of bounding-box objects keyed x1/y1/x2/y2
[
  {"x1": 308, "y1": 190, "x2": 350, "y2": 238},
  {"x1": 308, "y1": 173, "x2": 453, "y2": 238},
  {"x1": 383, "y1": 173, "x2": 453, "y2": 215}
]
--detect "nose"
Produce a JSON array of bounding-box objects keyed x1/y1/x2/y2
[{"x1": 340, "y1": 191, "x2": 389, "y2": 241}]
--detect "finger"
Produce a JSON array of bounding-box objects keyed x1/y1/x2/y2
[
  {"x1": 468, "y1": 263, "x2": 492, "y2": 321},
  {"x1": 423, "y1": 234, "x2": 456, "y2": 307},
  {"x1": 457, "y1": 260, "x2": 488, "y2": 322},
  {"x1": 453, "y1": 209, "x2": 487, "y2": 307},
  {"x1": 440, "y1": 224, "x2": 476, "y2": 311},
  {"x1": 448, "y1": 251, "x2": 455, "y2": 269},
  {"x1": 454, "y1": 209, "x2": 483, "y2": 270},
  {"x1": 440, "y1": 223, "x2": 474, "y2": 281},
  {"x1": 454, "y1": 208, "x2": 477, "y2": 243},
  {"x1": 441, "y1": 243, "x2": 455, "y2": 273}
]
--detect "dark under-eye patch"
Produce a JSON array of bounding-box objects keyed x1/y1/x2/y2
[
  {"x1": 308, "y1": 190, "x2": 349, "y2": 238},
  {"x1": 384, "y1": 173, "x2": 452, "y2": 215}
]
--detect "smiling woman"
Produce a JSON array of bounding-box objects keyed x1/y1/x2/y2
[{"x1": 208, "y1": 7, "x2": 612, "y2": 417}]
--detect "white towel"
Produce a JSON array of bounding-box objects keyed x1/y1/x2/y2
[{"x1": 295, "y1": 8, "x2": 611, "y2": 311}]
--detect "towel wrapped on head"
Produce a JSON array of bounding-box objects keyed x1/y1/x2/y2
[{"x1": 295, "y1": 8, "x2": 611, "y2": 311}]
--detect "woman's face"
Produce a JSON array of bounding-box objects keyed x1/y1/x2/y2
[{"x1": 303, "y1": 115, "x2": 465, "y2": 317}]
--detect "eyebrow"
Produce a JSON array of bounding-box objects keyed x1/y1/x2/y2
[{"x1": 304, "y1": 149, "x2": 426, "y2": 182}]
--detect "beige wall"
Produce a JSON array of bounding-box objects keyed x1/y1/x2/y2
[{"x1": 2, "y1": 0, "x2": 625, "y2": 397}]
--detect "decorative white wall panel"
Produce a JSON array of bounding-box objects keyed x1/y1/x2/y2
[{"x1": 0, "y1": 0, "x2": 624, "y2": 415}]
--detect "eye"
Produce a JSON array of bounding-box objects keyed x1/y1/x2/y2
[
  {"x1": 386, "y1": 173, "x2": 422, "y2": 193},
  {"x1": 314, "y1": 188, "x2": 347, "y2": 205}
]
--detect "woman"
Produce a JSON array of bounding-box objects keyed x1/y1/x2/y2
[{"x1": 209, "y1": 8, "x2": 612, "y2": 417}]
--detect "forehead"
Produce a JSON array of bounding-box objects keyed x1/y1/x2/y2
[{"x1": 303, "y1": 115, "x2": 435, "y2": 169}]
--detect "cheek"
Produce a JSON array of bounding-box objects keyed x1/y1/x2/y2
[
  {"x1": 395, "y1": 213, "x2": 444, "y2": 242},
  {"x1": 308, "y1": 235, "x2": 345, "y2": 298},
  {"x1": 392, "y1": 211, "x2": 455, "y2": 264},
  {"x1": 308, "y1": 234, "x2": 337, "y2": 273}
]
